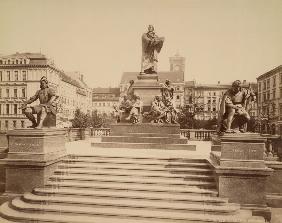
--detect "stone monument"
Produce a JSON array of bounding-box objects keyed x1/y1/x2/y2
[
  {"x1": 0, "y1": 76, "x2": 67, "y2": 197},
  {"x1": 210, "y1": 80, "x2": 272, "y2": 221}
]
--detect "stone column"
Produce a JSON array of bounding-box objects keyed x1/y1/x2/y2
[
  {"x1": 215, "y1": 133, "x2": 272, "y2": 221},
  {"x1": 0, "y1": 128, "x2": 67, "y2": 196}
]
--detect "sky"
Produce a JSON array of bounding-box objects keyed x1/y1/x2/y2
[{"x1": 0, "y1": 0, "x2": 281, "y2": 87}]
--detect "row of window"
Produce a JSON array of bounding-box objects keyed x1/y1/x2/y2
[
  {"x1": 0, "y1": 88, "x2": 26, "y2": 98},
  {"x1": 257, "y1": 88, "x2": 282, "y2": 102},
  {"x1": 0, "y1": 120, "x2": 25, "y2": 130},
  {"x1": 0, "y1": 104, "x2": 23, "y2": 115},
  {"x1": 0, "y1": 70, "x2": 27, "y2": 81},
  {"x1": 0, "y1": 59, "x2": 28, "y2": 65},
  {"x1": 258, "y1": 73, "x2": 282, "y2": 92},
  {"x1": 93, "y1": 102, "x2": 118, "y2": 107}
]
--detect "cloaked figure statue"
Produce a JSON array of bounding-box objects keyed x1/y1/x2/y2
[
  {"x1": 217, "y1": 80, "x2": 256, "y2": 134},
  {"x1": 141, "y1": 25, "x2": 165, "y2": 74}
]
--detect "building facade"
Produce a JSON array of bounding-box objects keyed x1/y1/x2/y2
[
  {"x1": 0, "y1": 53, "x2": 93, "y2": 129},
  {"x1": 92, "y1": 88, "x2": 120, "y2": 115},
  {"x1": 257, "y1": 65, "x2": 282, "y2": 135}
]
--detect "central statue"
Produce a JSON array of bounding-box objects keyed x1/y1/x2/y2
[{"x1": 141, "y1": 25, "x2": 165, "y2": 74}]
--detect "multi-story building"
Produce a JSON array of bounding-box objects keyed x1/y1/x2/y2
[
  {"x1": 0, "y1": 53, "x2": 93, "y2": 129},
  {"x1": 92, "y1": 88, "x2": 120, "y2": 114},
  {"x1": 257, "y1": 65, "x2": 282, "y2": 135},
  {"x1": 57, "y1": 72, "x2": 92, "y2": 127},
  {"x1": 184, "y1": 81, "x2": 257, "y2": 120},
  {"x1": 120, "y1": 53, "x2": 185, "y2": 108}
]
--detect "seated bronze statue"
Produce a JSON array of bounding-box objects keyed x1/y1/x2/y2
[
  {"x1": 217, "y1": 80, "x2": 256, "y2": 134},
  {"x1": 20, "y1": 76, "x2": 59, "y2": 128}
]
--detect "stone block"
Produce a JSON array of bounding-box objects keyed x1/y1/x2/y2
[{"x1": 0, "y1": 128, "x2": 67, "y2": 195}]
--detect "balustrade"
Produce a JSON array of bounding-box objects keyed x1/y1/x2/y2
[{"x1": 180, "y1": 129, "x2": 216, "y2": 141}]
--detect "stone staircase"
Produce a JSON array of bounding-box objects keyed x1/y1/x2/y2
[{"x1": 0, "y1": 154, "x2": 256, "y2": 222}]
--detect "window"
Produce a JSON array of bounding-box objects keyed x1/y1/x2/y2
[
  {"x1": 6, "y1": 104, "x2": 9, "y2": 114},
  {"x1": 14, "y1": 104, "x2": 17, "y2": 114},
  {"x1": 21, "y1": 121, "x2": 24, "y2": 128},
  {"x1": 258, "y1": 82, "x2": 261, "y2": 92},
  {"x1": 0, "y1": 89, "x2": 1, "y2": 98},
  {"x1": 267, "y1": 79, "x2": 270, "y2": 89},
  {"x1": 16, "y1": 60, "x2": 18, "y2": 64},
  {"x1": 213, "y1": 99, "x2": 216, "y2": 103},
  {"x1": 263, "y1": 93, "x2": 266, "y2": 102},
  {"x1": 5, "y1": 120, "x2": 8, "y2": 129},
  {"x1": 14, "y1": 89, "x2": 17, "y2": 98},
  {"x1": 280, "y1": 74, "x2": 282, "y2": 84},
  {"x1": 258, "y1": 94, "x2": 261, "y2": 103},
  {"x1": 273, "y1": 89, "x2": 276, "y2": 99},
  {"x1": 208, "y1": 99, "x2": 211, "y2": 103},
  {"x1": 176, "y1": 95, "x2": 180, "y2": 99},
  {"x1": 0, "y1": 71, "x2": 2, "y2": 81},
  {"x1": 267, "y1": 91, "x2": 270, "y2": 100},
  {"x1": 13, "y1": 121, "x2": 16, "y2": 128},
  {"x1": 0, "y1": 104, "x2": 1, "y2": 114},
  {"x1": 22, "y1": 88, "x2": 25, "y2": 98},
  {"x1": 213, "y1": 92, "x2": 216, "y2": 96},
  {"x1": 7, "y1": 71, "x2": 10, "y2": 81},
  {"x1": 22, "y1": 71, "x2": 26, "y2": 81},
  {"x1": 280, "y1": 88, "x2": 282, "y2": 98},
  {"x1": 263, "y1": 81, "x2": 266, "y2": 90},
  {"x1": 14, "y1": 71, "x2": 18, "y2": 81},
  {"x1": 273, "y1": 76, "x2": 276, "y2": 87},
  {"x1": 6, "y1": 88, "x2": 9, "y2": 97},
  {"x1": 0, "y1": 60, "x2": 2, "y2": 64}
]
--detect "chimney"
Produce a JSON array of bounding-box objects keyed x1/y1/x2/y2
[{"x1": 243, "y1": 80, "x2": 246, "y2": 85}]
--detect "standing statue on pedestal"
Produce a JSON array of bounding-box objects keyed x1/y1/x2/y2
[
  {"x1": 141, "y1": 25, "x2": 165, "y2": 74},
  {"x1": 21, "y1": 76, "x2": 59, "y2": 128},
  {"x1": 217, "y1": 80, "x2": 256, "y2": 134}
]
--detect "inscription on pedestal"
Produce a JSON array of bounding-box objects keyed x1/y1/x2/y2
[
  {"x1": 9, "y1": 137, "x2": 42, "y2": 152},
  {"x1": 221, "y1": 142, "x2": 264, "y2": 160}
]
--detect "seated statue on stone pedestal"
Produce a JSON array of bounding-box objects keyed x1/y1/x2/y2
[
  {"x1": 217, "y1": 80, "x2": 256, "y2": 134},
  {"x1": 117, "y1": 93, "x2": 143, "y2": 124},
  {"x1": 20, "y1": 76, "x2": 59, "y2": 128}
]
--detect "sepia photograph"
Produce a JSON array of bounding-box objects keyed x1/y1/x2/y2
[{"x1": 0, "y1": 0, "x2": 282, "y2": 222}]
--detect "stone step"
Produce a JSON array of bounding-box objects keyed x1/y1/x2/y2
[
  {"x1": 111, "y1": 132, "x2": 181, "y2": 138},
  {"x1": 49, "y1": 174, "x2": 215, "y2": 186},
  {"x1": 91, "y1": 142, "x2": 196, "y2": 150},
  {"x1": 110, "y1": 123, "x2": 181, "y2": 135},
  {"x1": 0, "y1": 201, "x2": 252, "y2": 223},
  {"x1": 63, "y1": 157, "x2": 210, "y2": 168},
  {"x1": 33, "y1": 187, "x2": 226, "y2": 204},
  {"x1": 22, "y1": 193, "x2": 240, "y2": 215},
  {"x1": 58, "y1": 163, "x2": 213, "y2": 174},
  {"x1": 46, "y1": 180, "x2": 217, "y2": 192},
  {"x1": 68, "y1": 154, "x2": 208, "y2": 163},
  {"x1": 54, "y1": 169, "x2": 214, "y2": 181},
  {"x1": 101, "y1": 136, "x2": 187, "y2": 144},
  {"x1": 11, "y1": 197, "x2": 251, "y2": 222}
]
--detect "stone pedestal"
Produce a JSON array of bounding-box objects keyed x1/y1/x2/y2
[
  {"x1": 214, "y1": 133, "x2": 272, "y2": 221},
  {"x1": 0, "y1": 128, "x2": 67, "y2": 195},
  {"x1": 133, "y1": 74, "x2": 161, "y2": 110}
]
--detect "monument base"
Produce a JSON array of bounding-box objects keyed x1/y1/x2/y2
[
  {"x1": 133, "y1": 74, "x2": 161, "y2": 110},
  {"x1": 210, "y1": 133, "x2": 273, "y2": 221},
  {"x1": 0, "y1": 128, "x2": 67, "y2": 195}
]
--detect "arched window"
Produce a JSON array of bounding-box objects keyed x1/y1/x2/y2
[
  {"x1": 7, "y1": 60, "x2": 10, "y2": 64},
  {"x1": 16, "y1": 60, "x2": 18, "y2": 64},
  {"x1": 0, "y1": 60, "x2": 2, "y2": 64}
]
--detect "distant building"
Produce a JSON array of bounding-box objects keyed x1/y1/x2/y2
[
  {"x1": 257, "y1": 65, "x2": 282, "y2": 135},
  {"x1": 184, "y1": 80, "x2": 257, "y2": 120},
  {"x1": 92, "y1": 88, "x2": 120, "y2": 114},
  {"x1": 0, "y1": 52, "x2": 93, "y2": 129},
  {"x1": 58, "y1": 72, "x2": 92, "y2": 127}
]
